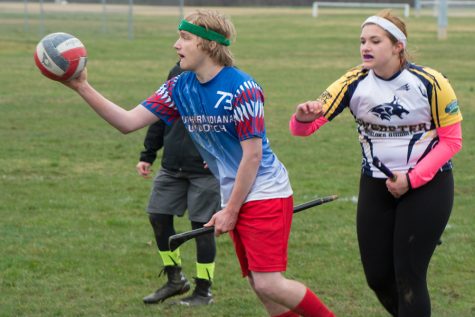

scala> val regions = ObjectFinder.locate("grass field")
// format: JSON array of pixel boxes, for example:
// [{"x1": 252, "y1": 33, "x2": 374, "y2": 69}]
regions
[{"x1": 1, "y1": 3, "x2": 474, "y2": 316}]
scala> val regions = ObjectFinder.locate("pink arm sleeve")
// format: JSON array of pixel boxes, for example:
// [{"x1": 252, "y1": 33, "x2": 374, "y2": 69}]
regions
[
  {"x1": 289, "y1": 114, "x2": 329, "y2": 136},
  {"x1": 409, "y1": 122, "x2": 463, "y2": 189}
]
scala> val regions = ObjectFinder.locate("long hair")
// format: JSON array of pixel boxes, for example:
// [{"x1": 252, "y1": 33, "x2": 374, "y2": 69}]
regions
[{"x1": 186, "y1": 10, "x2": 236, "y2": 67}]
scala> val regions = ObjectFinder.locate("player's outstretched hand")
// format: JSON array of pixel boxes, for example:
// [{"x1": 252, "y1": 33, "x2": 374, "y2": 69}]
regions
[
  {"x1": 295, "y1": 100, "x2": 324, "y2": 122},
  {"x1": 62, "y1": 67, "x2": 88, "y2": 91}
]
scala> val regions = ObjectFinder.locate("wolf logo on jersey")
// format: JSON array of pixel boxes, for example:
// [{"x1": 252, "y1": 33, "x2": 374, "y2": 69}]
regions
[
  {"x1": 318, "y1": 64, "x2": 462, "y2": 177},
  {"x1": 369, "y1": 96, "x2": 409, "y2": 121}
]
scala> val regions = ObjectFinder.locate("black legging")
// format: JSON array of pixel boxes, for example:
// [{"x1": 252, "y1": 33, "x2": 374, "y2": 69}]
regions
[
  {"x1": 357, "y1": 170, "x2": 453, "y2": 317},
  {"x1": 148, "y1": 213, "x2": 216, "y2": 263}
]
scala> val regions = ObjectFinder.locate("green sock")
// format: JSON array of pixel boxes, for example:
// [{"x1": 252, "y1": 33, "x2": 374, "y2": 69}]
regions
[
  {"x1": 196, "y1": 262, "x2": 215, "y2": 281},
  {"x1": 159, "y1": 249, "x2": 181, "y2": 267}
]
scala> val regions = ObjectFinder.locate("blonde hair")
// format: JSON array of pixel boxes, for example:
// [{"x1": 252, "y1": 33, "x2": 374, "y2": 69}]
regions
[
  {"x1": 186, "y1": 10, "x2": 236, "y2": 66},
  {"x1": 377, "y1": 9, "x2": 410, "y2": 66}
]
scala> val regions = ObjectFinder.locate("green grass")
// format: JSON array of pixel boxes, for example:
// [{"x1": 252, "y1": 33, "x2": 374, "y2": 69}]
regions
[{"x1": 1, "y1": 6, "x2": 474, "y2": 317}]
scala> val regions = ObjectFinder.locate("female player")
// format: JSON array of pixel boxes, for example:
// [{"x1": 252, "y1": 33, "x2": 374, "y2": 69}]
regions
[
  {"x1": 289, "y1": 10, "x2": 462, "y2": 317},
  {"x1": 63, "y1": 9, "x2": 334, "y2": 317}
]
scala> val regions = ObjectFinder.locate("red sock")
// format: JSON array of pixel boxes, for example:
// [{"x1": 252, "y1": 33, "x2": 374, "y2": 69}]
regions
[
  {"x1": 292, "y1": 288, "x2": 335, "y2": 317},
  {"x1": 273, "y1": 311, "x2": 299, "y2": 317}
]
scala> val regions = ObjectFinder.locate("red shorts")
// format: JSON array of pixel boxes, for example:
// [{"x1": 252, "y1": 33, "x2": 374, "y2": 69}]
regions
[{"x1": 229, "y1": 196, "x2": 293, "y2": 277}]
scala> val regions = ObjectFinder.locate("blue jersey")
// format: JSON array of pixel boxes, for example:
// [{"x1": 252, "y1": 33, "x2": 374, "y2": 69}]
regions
[{"x1": 142, "y1": 66, "x2": 292, "y2": 206}]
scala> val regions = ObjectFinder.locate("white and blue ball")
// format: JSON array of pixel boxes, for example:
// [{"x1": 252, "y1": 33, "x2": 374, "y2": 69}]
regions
[{"x1": 34, "y1": 32, "x2": 87, "y2": 81}]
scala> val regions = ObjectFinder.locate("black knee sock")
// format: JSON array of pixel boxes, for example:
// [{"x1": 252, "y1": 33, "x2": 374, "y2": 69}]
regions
[
  {"x1": 192, "y1": 221, "x2": 216, "y2": 263},
  {"x1": 149, "y1": 213, "x2": 175, "y2": 251}
]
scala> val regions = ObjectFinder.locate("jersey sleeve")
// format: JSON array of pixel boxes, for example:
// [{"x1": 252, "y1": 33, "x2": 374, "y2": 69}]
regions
[
  {"x1": 408, "y1": 122, "x2": 462, "y2": 188},
  {"x1": 232, "y1": 80, "x2": 265, "y2": 141},
  {"x1": 141, "y1": 76, "x2": 180, "y2": 125},
  {"x1": 425, "y1": 68, "x2": 463, "y2": 128},
  {"x1": 319, "y1": 66, "x2": 366, "y2": 121},
  {"x1": 289, "y1": 114, "x2": 329, "y2": 136}
]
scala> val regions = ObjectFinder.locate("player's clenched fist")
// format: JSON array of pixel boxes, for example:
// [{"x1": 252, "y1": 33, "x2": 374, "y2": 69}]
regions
[
  {"x1": 136, "y1": 161, "x2": 152, "y2": 178},
  {"x1": 295, "y1": 100, "x2": 324, "y2": 122}
]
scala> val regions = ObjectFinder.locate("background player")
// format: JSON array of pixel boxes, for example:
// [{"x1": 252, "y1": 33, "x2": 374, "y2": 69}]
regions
[
  {"x1": 137, "y1": 62, "x2": 220, "y2": 306},
  {"x1": 289, "y1": 10, "x2": 462, "y2": 317}
]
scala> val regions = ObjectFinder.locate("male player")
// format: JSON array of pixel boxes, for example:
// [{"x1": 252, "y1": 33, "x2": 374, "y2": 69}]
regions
[{"x1": 63, "y1": 10, "x2": 334, "y2": 317}]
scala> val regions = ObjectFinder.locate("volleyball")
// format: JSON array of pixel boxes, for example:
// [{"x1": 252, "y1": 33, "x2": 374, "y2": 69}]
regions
[{"x1": 34, "y1": 32, "x2": 87, "y2": 81}]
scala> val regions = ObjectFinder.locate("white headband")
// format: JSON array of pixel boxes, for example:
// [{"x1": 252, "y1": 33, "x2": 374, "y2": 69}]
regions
[{"x1": 362, "y1": 16, "x2": 407, "y2": 48}]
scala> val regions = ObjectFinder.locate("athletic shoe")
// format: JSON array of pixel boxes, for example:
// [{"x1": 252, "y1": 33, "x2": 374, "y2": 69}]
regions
[
  {"x1": 178, "y1": 278, "x2": 213, "y2": 306},
  {"x1": 143, "y1": 266, "x2": 190, "y2": 304}
]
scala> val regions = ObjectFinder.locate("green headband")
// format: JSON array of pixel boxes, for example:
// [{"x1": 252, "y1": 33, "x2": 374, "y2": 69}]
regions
[{"x1": 178, "y1": 19, "x2": 231, "y2": 46}]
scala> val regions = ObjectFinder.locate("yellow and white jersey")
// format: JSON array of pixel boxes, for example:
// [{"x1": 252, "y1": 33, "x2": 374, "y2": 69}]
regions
[{"x1": 319, "y1": 63, "x2": 462, "y2": 177}]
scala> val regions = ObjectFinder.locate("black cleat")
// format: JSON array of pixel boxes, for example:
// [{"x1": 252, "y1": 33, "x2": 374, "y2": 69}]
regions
[
  {"x1": 178, "y1": 278, "x2": 214, "y2": 306},
  {"x1": 143, "y1": 266, "x2": 190, "y2": 304}
]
